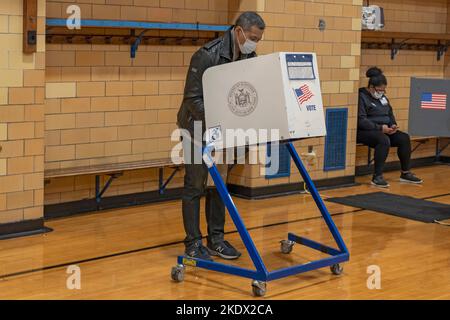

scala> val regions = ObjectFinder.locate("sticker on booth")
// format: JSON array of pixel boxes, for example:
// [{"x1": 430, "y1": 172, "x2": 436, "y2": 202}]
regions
[
  {"x1": 293, "y1": 84, "x2": 314, "y2": 108},
  {"x1": 208, "y1": 126, "x2": 223, "y2": 143}
]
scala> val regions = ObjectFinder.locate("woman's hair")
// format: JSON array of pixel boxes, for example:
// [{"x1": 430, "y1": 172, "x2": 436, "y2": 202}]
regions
[{"x1": 366, "y1": 67, "x2": 387, "y2": 87}]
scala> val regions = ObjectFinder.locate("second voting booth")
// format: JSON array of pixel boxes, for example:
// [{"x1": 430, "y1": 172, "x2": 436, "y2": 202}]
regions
[
  {"x1": 171, "y1": 52, "x2": 349, "y2": 296},
  {"x1": 408, "y1": 78, "x2": 450, "y2": 161}
]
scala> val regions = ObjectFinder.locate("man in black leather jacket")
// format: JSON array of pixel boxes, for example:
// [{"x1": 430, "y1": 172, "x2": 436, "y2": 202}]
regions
[{"x1": 177, "y1": 12, "x2": 265, "y2": 261}]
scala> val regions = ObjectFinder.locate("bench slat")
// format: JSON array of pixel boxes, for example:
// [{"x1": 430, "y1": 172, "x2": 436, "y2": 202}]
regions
[
  {"x1": 44, "y1": 158, "x2": 181, "y2": 179},
  {"x1": 357, "y1": 136, "x2": 439, "y2": 146}
]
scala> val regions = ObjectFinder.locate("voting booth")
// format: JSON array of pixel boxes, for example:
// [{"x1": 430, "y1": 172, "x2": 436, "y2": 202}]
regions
[
  {"x1": 171, "y1": 52, "x2": 349, "y2": 297},
  {"x1": 408, "y1": 77, "x2": 450, "y2": 138},
  {"x1": 204, "y1": 52, "x2": 327, "y2": 148}
]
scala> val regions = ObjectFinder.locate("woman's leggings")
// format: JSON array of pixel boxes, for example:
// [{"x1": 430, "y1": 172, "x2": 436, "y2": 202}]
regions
[{"x1": 357, "y1": 130, "x2": 412, "y2": 177}]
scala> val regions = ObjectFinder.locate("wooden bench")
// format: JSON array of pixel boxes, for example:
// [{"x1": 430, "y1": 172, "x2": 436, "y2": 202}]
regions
[
  {"x1": 44, "y1": 158, "x2": 183, "y2": 206},
  {"x1": 357, "y1": 136, "x2": 447, "y2": 168}
]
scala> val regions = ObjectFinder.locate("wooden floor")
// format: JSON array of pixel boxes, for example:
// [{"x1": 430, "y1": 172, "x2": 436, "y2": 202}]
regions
[{"x1": 0, "y1": 165, "x2": 449, "y2": 300}]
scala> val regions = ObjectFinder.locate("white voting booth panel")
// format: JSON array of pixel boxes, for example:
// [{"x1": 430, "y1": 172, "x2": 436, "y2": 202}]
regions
[{"x1": 203, "y1": 52, "x2": 326, "y2": 149}]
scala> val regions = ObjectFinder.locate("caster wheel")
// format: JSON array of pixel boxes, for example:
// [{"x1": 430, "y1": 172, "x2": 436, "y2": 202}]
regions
[
  {"x1": 251, "y1": 280, "x2": 267, "y2": 297},
  {"x1": 280, "y1": 240, "x2": 295, "y2": 254},
  {"x1": 171, "y1": 264, "x2": 185, "y2": 282},
  {"x1": 330, "y1": 264, "x2": 343, "y2": 275}
]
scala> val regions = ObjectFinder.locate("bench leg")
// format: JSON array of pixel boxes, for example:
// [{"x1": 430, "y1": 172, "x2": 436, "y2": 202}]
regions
[
  {"x1": 159, "y1": 167, "x2": 181, "y2": 195},
  {"x1": 436, "y1": 138, "x2": 450, "y2": 162},
  {"x1": 95, "y1": 173, "x2": 123, "y2": 208},
  {"x1": 411, "y1": 140, "x2": 427, "y2": 154},
  {"x1": 368, "y1": 147, "x2": 374, "y2": 168},
  {"x1": 95, "y1": 175, "x2": 100, "y2": 204}
]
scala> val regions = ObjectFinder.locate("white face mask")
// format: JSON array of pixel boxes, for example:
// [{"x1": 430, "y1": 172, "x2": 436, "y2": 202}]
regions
[
  {"x1": 237, "y1": 27, "x2": 257, "y2": 54},
  {"x1": 372, "y1": 91, "x2": 384, "y2": 100}
]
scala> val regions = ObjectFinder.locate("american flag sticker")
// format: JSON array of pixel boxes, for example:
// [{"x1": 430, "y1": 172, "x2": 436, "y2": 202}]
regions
[
  {"x1": 293, "y1": 84, "x2": 314, "y2": 106},
  {"x1": 420, "y1": 93, "x2": 447, "y2": 110}
]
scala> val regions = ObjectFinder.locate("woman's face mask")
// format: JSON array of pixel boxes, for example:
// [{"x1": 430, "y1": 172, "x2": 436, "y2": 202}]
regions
[
  {"x1": 372, "y1": 91, "x2": 384, "y2": 100},
  {"x1": 370, "y1": 86, "x2": 386, "y2": 100},
  {"x1": 237, "y1": 27, "x2": 258, "y2": 54}
]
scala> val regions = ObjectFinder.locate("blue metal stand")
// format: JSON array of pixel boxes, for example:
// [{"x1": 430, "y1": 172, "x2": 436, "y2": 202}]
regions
[{"x1": 172, "y1": 141, "x2": 349, "y2": 296}]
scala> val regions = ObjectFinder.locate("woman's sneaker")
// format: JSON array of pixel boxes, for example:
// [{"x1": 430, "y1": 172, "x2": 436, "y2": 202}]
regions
[
  {"x1": 371, "y1": 175, "x2": 390, "y2": 188},
  {"x1": 185, "y1": 241, "x2": 213, "y2": 262},
  {"x1": 207, "y1": 240, "x2": 241, "y2": 260},
  {"x1": 400, "y1": 172, "x2": 423, "y2": 184}
]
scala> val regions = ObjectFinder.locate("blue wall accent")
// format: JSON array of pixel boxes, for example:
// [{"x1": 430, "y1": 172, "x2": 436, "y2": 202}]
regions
[
  {"x1": 324, "y1": 108, "x2": 348, "y2": 171},
  {"x1": 46, "y1": 18, "x2": 230, "y2": 32},
  {"x1": 265, "y1": 143, "x2": 291, "y2": 179}
]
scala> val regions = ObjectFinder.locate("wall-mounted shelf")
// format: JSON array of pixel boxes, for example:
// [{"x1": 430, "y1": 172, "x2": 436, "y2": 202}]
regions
[
  {"x1": 46, "y1": 18, "x2": 230, "y2": 58},
  {"x1": 361, "y1": 31, "x2": 449, "y2": 61},
  {"x1": 362, "y1": 31, "x2": 450, "y2": 41}
]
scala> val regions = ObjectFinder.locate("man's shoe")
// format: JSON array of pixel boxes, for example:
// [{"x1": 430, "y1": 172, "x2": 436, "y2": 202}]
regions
[
  {"x1": 400, "y1": 172, "x2": 423, "y2": 184},
  {"x1": 207, "y1": 240, "x2": 241, "y2": 260},
  {"x1": 371, "y1": 175, "x2": 390, "y2": 188},
  {"x1": 185, "y1": 241, "x2": 213, "y2": 262}
]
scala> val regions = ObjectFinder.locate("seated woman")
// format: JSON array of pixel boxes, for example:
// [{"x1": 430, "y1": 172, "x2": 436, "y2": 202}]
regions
[{"x1": 358, "y1": 67, "x2": 423, "y2": 188}]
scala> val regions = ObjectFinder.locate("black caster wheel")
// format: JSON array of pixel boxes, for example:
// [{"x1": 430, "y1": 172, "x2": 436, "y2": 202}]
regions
[
  {"x1": 251, "y1": 280, "x2": 267, "y2": 297},
  {"x1": 330, "y1": 264, "x2": 343, "y2": 275},
  {"x1": 171, "y1": 264, "x2": 185, "y2": 282},
  {"x1": 280, "y1": 240, "x2": 295, "y2": 254}
]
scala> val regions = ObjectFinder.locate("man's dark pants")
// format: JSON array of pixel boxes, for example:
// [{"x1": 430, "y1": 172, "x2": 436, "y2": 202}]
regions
[{"x1": 182, "y1": 136, "x2": 226, "y2": 248}]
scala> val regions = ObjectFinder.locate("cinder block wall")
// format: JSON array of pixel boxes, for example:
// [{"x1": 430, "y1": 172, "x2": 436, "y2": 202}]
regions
[
  {"x1": 0, "y1": 0, "x2": 46, "y2": 224},
  {"x1": 44, "y1": 0, "x2": 363, "y2": 204},
  {"x1": 44, "y1": 0, "x2": 228, "y2": 204},
  {"x1": 356, "y1": 0, "x2": 449, "y2": 170},
  {"x1": 373, "y1": 0, "x2": 448, "y2": 33}
]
